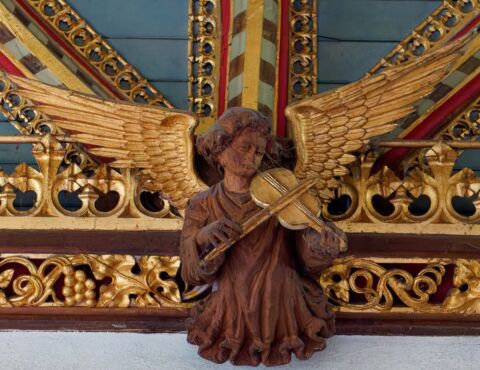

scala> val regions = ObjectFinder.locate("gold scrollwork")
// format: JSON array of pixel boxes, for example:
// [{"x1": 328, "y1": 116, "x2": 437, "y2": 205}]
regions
[
  {"x1": 288, "y1": 0, "x2": 317, "y2": 102},
  {"x1": 25, "y1": 0, "x2": 173, "y2": 108},
  {"x1": 320, "y1": 257, "x2": 480, "y2": 314},
  {"x1": 368, "y1": 0, "x2": 479, "y2": 74},
  {"x1": 188, "y1": 0, "x2": 219, "y2": 120},
  {"x1": 0, "y1": 254, "x2": 183, "y2": 308}
]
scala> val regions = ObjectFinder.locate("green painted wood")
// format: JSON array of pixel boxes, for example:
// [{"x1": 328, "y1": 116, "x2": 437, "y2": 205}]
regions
[
  {"x1": 317, "y1": 83, "x2": 345, "y2": 93},
  {"x1": 68, "y1": 0, "x2": 188, "y2": 39},
  {"x1": 317, "y1": 41, "x2": 396, "y2": 83},
  {"x1": 106, "y1": 38, "x2": 187, "y2": 82},
  {"x1": 318, "y1": 0, "x2": 441, "y2": 41},
  {"x1": 151, "y1": 82, "x2": 189, "y2": 110},
  {"x1": 0, "y1": 119, "x2": 36, "y2": 172},
  {"x1": 454, "y1": 150, "x2": 480, "y2": 172},
  {"x1": 67, "y1": 1, "x2": 190, "y2": 111}
]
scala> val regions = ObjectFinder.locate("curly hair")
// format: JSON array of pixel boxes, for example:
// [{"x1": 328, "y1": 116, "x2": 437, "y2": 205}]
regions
[{"x1": 196, "y1": 107, "x2": 272, "y2": 168}]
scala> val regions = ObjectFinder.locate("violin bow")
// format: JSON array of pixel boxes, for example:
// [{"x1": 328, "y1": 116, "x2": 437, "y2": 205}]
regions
[{"x1": 201, "y1": 176, "x2": 317, "y2": 265}]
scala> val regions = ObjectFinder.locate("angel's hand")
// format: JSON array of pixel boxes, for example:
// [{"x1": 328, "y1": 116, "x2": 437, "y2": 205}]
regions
[
  {"x1": 303, "y1": 223, "x2": 347, "y2": 257},
  {"x1": 196, "y1": 217, "x2": 242, "y2": 250}
]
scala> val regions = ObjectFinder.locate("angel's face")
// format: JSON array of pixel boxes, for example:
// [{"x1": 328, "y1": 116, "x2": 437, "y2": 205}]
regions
[{"x1": 219, "y1": 127, "x2": 267, "y2": 179}]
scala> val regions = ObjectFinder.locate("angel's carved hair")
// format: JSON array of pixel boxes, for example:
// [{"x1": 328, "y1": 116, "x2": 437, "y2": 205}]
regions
[{"x1": 196, "y1": 107, "x2": 272, "y2": 167}]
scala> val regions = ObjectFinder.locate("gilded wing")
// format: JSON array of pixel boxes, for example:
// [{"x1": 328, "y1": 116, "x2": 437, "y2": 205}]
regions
[
  {"x1": 2, "y1": 72, "x2": 207, "y2": 209},
  {"x1": 285, "y1": 35, "x2": 473, "y2": 200}
]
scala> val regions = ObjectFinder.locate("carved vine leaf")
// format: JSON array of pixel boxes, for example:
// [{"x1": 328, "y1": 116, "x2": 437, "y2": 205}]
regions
[
  {"x1": 86, "y1": 254, "x2": 181, "y2": 308},
  {"x1": 0, "y1": 269, "x2": 14, "y2": 307},
  {"x1": 443, "y1": 260, "x2": 480, "y2": 314},
  {"x1": 0, "y1": 269, "x2": 14, "y2": 289}
]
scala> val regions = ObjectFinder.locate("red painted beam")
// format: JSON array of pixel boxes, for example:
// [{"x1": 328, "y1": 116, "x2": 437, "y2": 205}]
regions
[
  {"x1": 377, "y1": 71, "x2": 480, "y2": 171},
  {"x1": 217, "y1": 0, "x2": 231, "y2": 117},
  {"x1": 0, "y1": 52, "x2": 25, "y2": 76}
]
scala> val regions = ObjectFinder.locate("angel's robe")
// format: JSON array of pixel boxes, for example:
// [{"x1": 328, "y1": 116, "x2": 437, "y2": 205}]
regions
[{"x1": 180, "y1": 181, "x2": 340, "y2": 366}]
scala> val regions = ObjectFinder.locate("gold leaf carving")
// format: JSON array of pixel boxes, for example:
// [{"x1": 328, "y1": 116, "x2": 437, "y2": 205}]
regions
[
  {"x1": 443, "y1": 259, "x2": 480, "y2": 314},
  {"x1": 86, "y1": 255, "x2": 181, "y2": 308}
]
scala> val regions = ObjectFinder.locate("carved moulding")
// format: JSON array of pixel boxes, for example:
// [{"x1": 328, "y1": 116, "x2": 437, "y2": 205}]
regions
[
  {"x1": 288, "y1": 0, "x2": 317, "y2": 102},
  {"x1": 0, "y1": 254, "x2": 182, "y2": 308},
  {"x1": 368, "y1": 0, "x2": 480, "y2": 75},
  {"x1": 323, "y1": 143, "x2": 480, "y2": 224},
  {"x1": 188, "y1": 0, "x2": 219, "y2": 123},
  {"x1": 2, "y1": 253, "x2": 480, "y2": 316},
  {"x1": 0, "y1": 134, "x2": 174, "y2": 218},
  {"x1": 23, "y1": 0, "x2": 173, "y2": 107},
  {"x1": 320, "y1": 257, "x2": 480, "y2": 314}
]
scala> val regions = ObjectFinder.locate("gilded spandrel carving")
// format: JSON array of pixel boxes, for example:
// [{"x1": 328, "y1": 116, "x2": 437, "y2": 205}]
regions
[
  {"x1": 319, "y1": 257, "x2": 480, "y2": 314},
  {"x1": 0, "y1": 254, "x2": 182, "y2": 308}
]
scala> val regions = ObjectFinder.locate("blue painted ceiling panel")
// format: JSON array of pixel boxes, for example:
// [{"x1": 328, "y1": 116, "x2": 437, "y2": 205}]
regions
[
  {"x1": 68, "y1": 0, "x2": 188, "y2": 39},
  {"x1": 318, "y1": 0, "x2": 441, "y2": 41}
]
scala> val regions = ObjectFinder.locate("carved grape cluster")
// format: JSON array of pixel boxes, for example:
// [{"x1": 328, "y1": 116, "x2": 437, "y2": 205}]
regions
[{"x1": 62, "y1": 266, "x2": 96, "y2": 307}]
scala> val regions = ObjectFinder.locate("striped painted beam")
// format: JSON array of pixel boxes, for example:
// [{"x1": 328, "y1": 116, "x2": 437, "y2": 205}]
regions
[{"x1": 225, "y1": 0, "x2": 280, "y2": 121}]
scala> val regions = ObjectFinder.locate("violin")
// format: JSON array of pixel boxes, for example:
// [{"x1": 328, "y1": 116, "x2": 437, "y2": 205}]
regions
[{"x1": 201, "y1": 168, "x2": 347, "y2": 264}]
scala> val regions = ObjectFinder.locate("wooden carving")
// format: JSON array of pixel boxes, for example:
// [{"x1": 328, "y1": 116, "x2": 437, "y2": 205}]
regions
[{"x1": 0, "y1": 33, "x2": 471, "y2": 366}]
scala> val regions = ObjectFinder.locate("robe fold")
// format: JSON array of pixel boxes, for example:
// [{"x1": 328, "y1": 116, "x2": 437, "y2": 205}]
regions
[{"x1": 180, "y1": 181, "x2": 338, "y2": 366}]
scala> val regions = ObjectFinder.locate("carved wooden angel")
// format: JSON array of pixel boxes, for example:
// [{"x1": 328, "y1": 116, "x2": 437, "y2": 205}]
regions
[{"x1": 0, "y1": 36, "x2": 467, "y2": 366}]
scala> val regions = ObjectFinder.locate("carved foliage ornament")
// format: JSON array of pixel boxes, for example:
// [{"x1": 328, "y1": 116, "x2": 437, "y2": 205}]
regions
[
  {"x1": 320, "y1": 257, "x2": 480, "y2": 314},
  {"x1": 2, "y1": 254, "x2": 480, "y2": 315},
  {"x1": 0, "y1": 254, "x2": 182, "y2": 308}
]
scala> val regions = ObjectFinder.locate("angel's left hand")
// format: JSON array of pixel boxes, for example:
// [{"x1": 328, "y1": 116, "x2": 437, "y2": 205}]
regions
[{"x1": 303, "y1": 223, "x2": 347, "y2": 257}]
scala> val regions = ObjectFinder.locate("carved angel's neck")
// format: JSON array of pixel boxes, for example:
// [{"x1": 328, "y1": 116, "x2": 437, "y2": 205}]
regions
[{"x1": 223, "y1": 173, "x2": 252, "y2": 194}]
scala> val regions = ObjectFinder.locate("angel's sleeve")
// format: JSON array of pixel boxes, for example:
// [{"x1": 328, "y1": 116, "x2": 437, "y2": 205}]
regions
[
  {"x1": 295, "y1": 223, "x2": 347, "y2": 277},
  {"x1": 180, "y1": 194, "x2": 221, "y2": 285}
]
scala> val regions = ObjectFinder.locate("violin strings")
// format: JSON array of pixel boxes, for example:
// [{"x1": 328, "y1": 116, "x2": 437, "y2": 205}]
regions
[{"x1": 260, "y1": 172, "x2": 325, "y2": 229}]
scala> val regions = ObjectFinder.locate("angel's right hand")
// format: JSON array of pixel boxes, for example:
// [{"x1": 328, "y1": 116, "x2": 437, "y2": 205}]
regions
[{"x1": 196, "y1": 217, "x2": 242, "y2": 250}]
